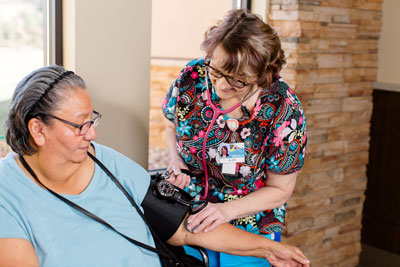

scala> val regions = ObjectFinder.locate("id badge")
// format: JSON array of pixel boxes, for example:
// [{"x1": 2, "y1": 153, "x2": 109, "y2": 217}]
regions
[{"x1": 218, "y1": 143, "x2": 245, "y2": 174}]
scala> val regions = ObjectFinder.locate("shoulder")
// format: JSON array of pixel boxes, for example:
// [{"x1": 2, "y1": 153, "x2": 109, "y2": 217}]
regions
[
  {"x1": 186, "y1": 58, "x2": 206, "y2": 69},
  {"x1": 177, "y1": 58, "x2": 206, "y2": 82},
  {"x1": 261, "y1": 77, "x2": 292, "y2": 100},
  {"x1": 92, "y1": 142, "x2": 147, "y2": 174},
  {"x1": 259, "y1": 77, "x2": 304, "y2": 114},
  {"x1": 0, "y1": 153, "x2": 20, "y2": 186},
  {"x1": 91, "y1": 142, "x2": 150, "y2": 199}
]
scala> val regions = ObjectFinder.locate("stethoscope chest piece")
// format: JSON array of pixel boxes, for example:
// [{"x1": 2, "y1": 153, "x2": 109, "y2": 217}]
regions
[{"x1": 226, "y1": 118, "x2": 239, "y2": 132}]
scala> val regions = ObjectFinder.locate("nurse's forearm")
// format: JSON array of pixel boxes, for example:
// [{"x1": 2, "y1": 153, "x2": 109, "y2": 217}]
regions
[
  {"x1": 165, "y1": 120, "x2": 180, "y2": 160},
  {"x1": 225, "y1": 172, "x2": 297, "y2": 219}
]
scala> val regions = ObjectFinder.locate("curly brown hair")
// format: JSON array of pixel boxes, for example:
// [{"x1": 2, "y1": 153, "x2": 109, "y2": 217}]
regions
[{"x1": 201, "y1": 9, "x2": 286, "y2": 88}]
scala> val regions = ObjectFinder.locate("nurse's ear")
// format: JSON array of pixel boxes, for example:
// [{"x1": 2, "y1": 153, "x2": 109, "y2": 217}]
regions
[{"x1": 27, "y1": 118, "x2": 46, "y2": 147}]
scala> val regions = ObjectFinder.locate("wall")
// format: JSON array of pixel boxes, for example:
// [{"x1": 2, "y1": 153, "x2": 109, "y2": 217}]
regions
[
  {"x1": 269, "y1": 0, "x2": 382, "y2": 266},
  {"x1": 148, "y1": 0, "x2": 384, "y2": 266},
  {"x1": 63, "y1": 0, "x2": 151, "y2": 168},
  {"x1": 376, "y1": 0, "x2": 400, "y2": 86},
  {"x1": 149, "y1": 2, "x2": 271, "y2": 169},
  {"x1": 149, "y1": 0, "x2": 233, "y2": 169},
  {"x1": 151, "y1": 0, "x2": 231, "y2": 60}
]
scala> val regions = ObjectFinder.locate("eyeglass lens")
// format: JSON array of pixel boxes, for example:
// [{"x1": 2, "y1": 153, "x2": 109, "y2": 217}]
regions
[
  {"x1": 79, "y1": 112, "x2": 101, "y2": 135},
  {"x1": 206, "y1": 65, "x2": 247, "y2": 89}
]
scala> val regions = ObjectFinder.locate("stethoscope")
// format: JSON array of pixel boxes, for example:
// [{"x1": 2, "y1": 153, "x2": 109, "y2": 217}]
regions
[{"x1": 199, "y1": 69, "x2": 241, "y2": 200}]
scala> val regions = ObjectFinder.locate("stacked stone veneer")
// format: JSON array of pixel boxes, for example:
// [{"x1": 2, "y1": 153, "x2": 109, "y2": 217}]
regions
[
  {"x1": 270, "y1": 0, "x2": 382, "y2": 266},
  {"x1": 148, "y1": 1, "x2": 383, "y2": 265}
]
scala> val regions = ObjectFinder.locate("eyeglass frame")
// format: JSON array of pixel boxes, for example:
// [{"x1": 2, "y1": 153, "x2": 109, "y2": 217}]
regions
[
  {"x1": 204, "y1": 60, "x2": 249, "y2": 89},
  {"x1": 39, "y1": 110, "x2": 102, "y2": 135}
]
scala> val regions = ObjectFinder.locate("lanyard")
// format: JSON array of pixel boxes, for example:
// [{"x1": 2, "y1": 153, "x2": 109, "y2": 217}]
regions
[{"x1": 18, "y1": 152, "x2": 180, "y2": 264}]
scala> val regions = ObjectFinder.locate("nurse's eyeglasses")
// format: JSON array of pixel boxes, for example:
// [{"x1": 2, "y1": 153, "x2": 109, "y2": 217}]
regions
[
  {"x1": 204, "y1": 61, "x2": 249, "y2": 89},
  {"x1": 40, "y1": 110, "x2": 102, "y2": 135}
]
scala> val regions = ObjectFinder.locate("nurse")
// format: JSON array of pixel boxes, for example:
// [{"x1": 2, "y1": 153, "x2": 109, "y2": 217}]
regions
[{"x1": 162, "y1": 9, "x2": 307, "y2": 267}]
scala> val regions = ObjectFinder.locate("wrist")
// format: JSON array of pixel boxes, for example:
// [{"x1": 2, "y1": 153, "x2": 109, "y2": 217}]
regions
[
  {"x1": 170, "y1": 156, "x2": 184, "y2": 163},
  {"x1": 257, "y1": 237, "x2": 274, "y2": 259},
  {"x1": 220, "y1": 202, "x2": 236, "y2": 221},
  {"x1": 224, "y1": 199, "x2": 246, "y2": 221}
]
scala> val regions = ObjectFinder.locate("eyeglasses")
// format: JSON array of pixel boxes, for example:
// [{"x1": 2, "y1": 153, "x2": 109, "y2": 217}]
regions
[
  {"x1": 205, "y1": 61, "x2": 249, "y2": 89},
  {"x1": 41, "y1": 110, "x2": 102, "y2": 135}
]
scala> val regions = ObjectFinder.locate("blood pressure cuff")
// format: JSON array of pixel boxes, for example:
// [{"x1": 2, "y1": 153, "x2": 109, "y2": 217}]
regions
[{"x1": 142, "y1": 179, "x2": 190, "y2": 241}]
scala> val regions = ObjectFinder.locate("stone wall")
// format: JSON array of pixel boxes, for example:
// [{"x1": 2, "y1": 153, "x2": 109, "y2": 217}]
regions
[
  {"x1": 148, "y1": 0, "x2": 383, "y2": 266},
  {"x1": 148, "y1": 64, "x2": 183, "y2": 169},
  {"x1": 269, "y1": 0, "x2": 382, "y2": 266}
]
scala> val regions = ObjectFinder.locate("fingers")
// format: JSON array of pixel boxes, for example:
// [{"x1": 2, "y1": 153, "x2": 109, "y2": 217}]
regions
[
  {"x1": 166, "y1": 158, "x2": 191, "y2": 189},
  {"x1": 289, "y1": 246, "x2": 310, "y2": 266},
  {"x1": 296, "y1": 251, "x2": 309, "y2": 266},
  {"x1": 186, "y1": 205, "x2": 215, "y2": 232},
  {"x1": 186, "y1": 203, "x2": 228, "y2": 233},
  {"x1": 171, "y1": 164, "x2": 190, "y2": 188},
  {"x1": 203, "y1": 218, "x2": 223, "y2": 233},
  {"x1": 171, "y1": 164, "x2": 182, "y2": 175},
  {"x1": 192, "y1": 212, "x2": 220, "y2": 233},
  {"x1": 166, "y1": 173, "x2": 190, "y2": 189},
  {"x1": 269, "y1": 244, "x2": 309, "y2": 267}
]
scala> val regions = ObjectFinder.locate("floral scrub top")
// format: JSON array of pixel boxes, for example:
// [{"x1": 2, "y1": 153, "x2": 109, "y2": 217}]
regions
[{"x1": 162, "y1": 58, "x2": 307, "y2": 234}]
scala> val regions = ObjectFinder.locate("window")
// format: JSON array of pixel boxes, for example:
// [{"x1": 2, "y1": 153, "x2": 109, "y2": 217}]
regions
[
  {"x1": 0, "y1": 0, "x2": 46, "y2": 138},
  {"x1": 0, "y1": 0, "x2": 48, "y2": 157}
]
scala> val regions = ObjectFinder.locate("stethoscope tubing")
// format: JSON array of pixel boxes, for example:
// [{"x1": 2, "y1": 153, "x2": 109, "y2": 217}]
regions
[{"x1": 200, "y1": 72, "x2": 241, "y2": 200}]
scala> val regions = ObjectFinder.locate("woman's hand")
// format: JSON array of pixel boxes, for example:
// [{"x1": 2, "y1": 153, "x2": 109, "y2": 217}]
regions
[
  {"x1": 165, "y1": 157, "x2": 191, "y2": 189},
  {"x1": 186, "y1": 202, "x2": 232, "y2": 233},
  {"x1": 264, "y1": 242, "x2": 310, "y2": 267}
]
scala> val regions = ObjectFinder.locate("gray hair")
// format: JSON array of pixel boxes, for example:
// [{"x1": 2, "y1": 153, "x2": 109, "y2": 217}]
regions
[{"x1": 5, "y1": 65, "x2": 86, "y2": 155}]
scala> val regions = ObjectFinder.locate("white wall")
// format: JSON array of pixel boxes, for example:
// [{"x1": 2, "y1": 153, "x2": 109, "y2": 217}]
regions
[
  {"x1": 151, "y1": 0, "x2": 232, "y2": 59},
  {"x1": 63, "y1": 0, "x2": 152, "y2": 168},
  {"x1": 376, "y1": 0, "x2": 400, "y2": 87}
]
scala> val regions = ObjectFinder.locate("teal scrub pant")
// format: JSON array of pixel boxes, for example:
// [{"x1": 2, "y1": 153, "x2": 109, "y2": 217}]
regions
[{"x1": 184, "y1": 232, "x2": 281, "y2": 267}]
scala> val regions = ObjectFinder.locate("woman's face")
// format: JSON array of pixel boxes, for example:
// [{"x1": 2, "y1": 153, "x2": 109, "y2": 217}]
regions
[
  {"x1": 209, "y1": 45, "x2": 253, "y2": 102},
  {"x1": 40, "y1": 88, "x2": 97, "y2": 164},
  {"x1": 222, "y1": 146, "x2": 228, "y2": 156}
]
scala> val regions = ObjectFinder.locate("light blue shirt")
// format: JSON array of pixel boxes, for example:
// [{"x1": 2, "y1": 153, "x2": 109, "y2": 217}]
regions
[{"x1": 0, "y1": 142, "x2": 161, "y2": 267}]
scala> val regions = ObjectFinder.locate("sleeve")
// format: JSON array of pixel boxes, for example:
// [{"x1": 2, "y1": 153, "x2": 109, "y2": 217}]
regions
[
  {"x1": 118, "y1": 155, "x2": 151, "y2": 205},
  {"x1": 0, "y1": 205, "x2": 29, "y2": 240},
  {"x1": 161, "y1": 67, "x2": 186, "y2": 123},
  {"x1": 95, "y1": 143, "x2": 151, "y2": 205},
  {"x1": 264, "y1": 87, "x2": 307, "y2": 175}
]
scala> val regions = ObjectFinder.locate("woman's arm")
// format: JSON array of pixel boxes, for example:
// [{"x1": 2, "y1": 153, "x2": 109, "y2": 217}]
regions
[
  {"x1": 186, "y1": 171, "x2": 297, "y2": 233},
  {"x1": 0, "y1": 238, "x2": 39, "y2": 267},
  {"x1": 165, "y1": 120, "x2": 191, "y2": 188},
  {"x1": 168, "y1": 221, "x2": 310, "y2": 267}
]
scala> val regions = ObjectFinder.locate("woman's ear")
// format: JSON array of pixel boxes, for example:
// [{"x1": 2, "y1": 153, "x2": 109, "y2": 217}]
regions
[{"x1": 27, "y1": 118, "x2": 46, "y2": 147}]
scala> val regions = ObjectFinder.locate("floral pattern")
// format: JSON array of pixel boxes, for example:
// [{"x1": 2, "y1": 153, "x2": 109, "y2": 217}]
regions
[{"x1": 162, "y1": 58, "x2": 307, "y2": 234}]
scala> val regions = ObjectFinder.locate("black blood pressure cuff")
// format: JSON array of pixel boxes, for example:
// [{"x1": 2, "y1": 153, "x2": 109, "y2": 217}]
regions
[{"x1": 141, "y1": 179, "x2": 191, "y2": 242}]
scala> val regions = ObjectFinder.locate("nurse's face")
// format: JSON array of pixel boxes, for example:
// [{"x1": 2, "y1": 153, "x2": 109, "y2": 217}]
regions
[{"x1": 207, "y1": 45, "x2": 253, "y2": 102}]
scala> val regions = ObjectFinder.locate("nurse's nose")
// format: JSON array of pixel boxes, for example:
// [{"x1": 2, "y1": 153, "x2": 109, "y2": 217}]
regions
[{"x1": 215, "y1": 76, "x2": 232, "y2": 91}]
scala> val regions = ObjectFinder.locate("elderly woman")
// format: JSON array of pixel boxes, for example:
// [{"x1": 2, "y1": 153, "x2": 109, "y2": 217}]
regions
[
  {"x1": 0, "y1": 65, "x2": 309, "y2": 267},
  {"x1": 162, "y1": 9, "x2": 307, "y2": 266}
]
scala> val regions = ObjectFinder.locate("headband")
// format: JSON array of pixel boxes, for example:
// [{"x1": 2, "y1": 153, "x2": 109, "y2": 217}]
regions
[{"x1": 29, "y1": 70, "x2": 74, "y2": 114}]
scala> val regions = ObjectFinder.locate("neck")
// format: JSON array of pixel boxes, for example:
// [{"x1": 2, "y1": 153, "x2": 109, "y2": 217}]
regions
[
  {"x1": 241, "y1": 86, "x2": 261, "y2": 108},
  {"x1": 220, "y1": 86, "x2": 261, "y2": 119},
  {"x1": 17, "y1": 147, "x2": 95, "y2": 195}
]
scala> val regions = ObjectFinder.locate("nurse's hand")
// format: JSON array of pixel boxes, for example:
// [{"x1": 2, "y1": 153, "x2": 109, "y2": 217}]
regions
[
  {"x1": 186, "y1": 203, "x2": 232, "y2": 233},
  {"x1": 166, "y1": 157, "x2": 191, "y2": 189}
]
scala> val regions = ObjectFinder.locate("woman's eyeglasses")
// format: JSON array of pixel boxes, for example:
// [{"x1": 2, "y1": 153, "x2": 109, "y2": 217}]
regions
[
  {"x1": 205, "y1": 62, "x2": 249, "y2": 89},
  {"x1": 41, "y1": 111, "x2": 102, "y2": 135}
]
